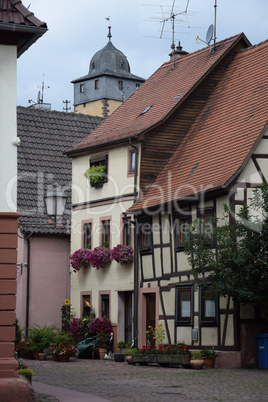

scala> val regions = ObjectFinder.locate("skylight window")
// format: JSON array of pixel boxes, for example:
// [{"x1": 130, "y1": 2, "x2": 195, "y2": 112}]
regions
[
  {"x1": 190, "y1": 163, "x2": 198, "y2": 176},
  {"x1": 140, "y1": 106, "x2": 152, "y2": 115},
  {"x1": 174, "y1": 92, "x2": 183, "y2": 101}
]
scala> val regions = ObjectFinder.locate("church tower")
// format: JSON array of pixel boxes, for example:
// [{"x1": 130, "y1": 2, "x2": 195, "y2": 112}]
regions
[{"x1": 72, "y1": 27, "x2": 145, "y2": 118}]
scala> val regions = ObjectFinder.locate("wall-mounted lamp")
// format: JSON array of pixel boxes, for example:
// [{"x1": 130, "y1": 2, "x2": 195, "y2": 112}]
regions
[
  {"x1": 44, "y1": 183, "x2": 68, "y2": 225},
  {"x1": 20, "y1": 183, "x2": 67, "y2": 234}
]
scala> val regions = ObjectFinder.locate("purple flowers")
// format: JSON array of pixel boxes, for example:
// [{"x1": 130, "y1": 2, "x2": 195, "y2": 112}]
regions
[
  {"x1": 88, "y1": 317, "x2": 113, "y2": 337},
  {"x1": 70, "y1": 248, "x2": 92, "y2": 272},
  {"x1": 90, "y1": 246, "x2": 112, "y2": 270},
  {"x1": 111, "y1": 244, "x2": 134, "y2": 264},
  {"x1": 70, "y1": 244, "x2": 134, "y2": 273}
]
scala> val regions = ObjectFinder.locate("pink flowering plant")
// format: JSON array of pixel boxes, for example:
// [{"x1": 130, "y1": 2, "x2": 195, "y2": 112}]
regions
[
  {"x1": 111, "y1": 244, "x2": 134, "y2": 264},
  {"x1": 89, "y1": 246, "x2": 112, "y2": 269},
  {"x1": 71, "y1": 244, "x2": 134, "y2": 273},
  {"x1": 70, "y1": 248, "x2": 92, "y2": 272},
  {"x1": 88, "y1": 317, "x2": 113, "y2": 337}
]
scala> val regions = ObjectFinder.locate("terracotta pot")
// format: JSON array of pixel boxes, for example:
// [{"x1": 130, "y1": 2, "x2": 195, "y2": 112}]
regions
[
  {"x1": 59, "y1": 353, "x2": 70, "y2": 362},
  {"x1": 39, "y1": 353, "x2": 47, "y2": 361},
  {"x1": 33, "y1": 350, "x2": 42, "y2": 360},
  {"x1": 52, "y1": 354, "x2": 59, "y2": 362},
  {"x1": 190, "y1": 358, "x2": 204, "y2": 370},
  {"x1": 98, "y1": 348, "x2": 107, "y2": 360},
  {"x1": 125, "y1": 355, "x2": 134, "y2": 364},
  {"x1": 203, "y1": 357, "x2": 216, "y2": 369}
]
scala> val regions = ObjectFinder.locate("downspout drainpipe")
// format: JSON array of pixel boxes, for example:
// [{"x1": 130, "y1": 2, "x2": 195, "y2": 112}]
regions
[
  {"x1": 26, "y1": 236, "x2": 31, "y2": 336},
  {"x1": 129, "y1": 137, "x2": 139, "y2": 348}
]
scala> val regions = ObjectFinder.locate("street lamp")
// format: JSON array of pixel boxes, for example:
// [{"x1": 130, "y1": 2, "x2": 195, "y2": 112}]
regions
[{"x1": 44, "y1": 183, "x2": 67, "y2": 225}]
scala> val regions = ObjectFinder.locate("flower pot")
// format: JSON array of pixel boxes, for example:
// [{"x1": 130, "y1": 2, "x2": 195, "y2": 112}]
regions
[
  {"x1": 125, "y1": 355, "x2": 134, "y2": 364},
  {"x1": 114, "y1": 353, "x2": 125, "y2": 362},
  {"x1": 59, "y1": 354, "x2": 70, "y2": 362},
  {"x1": 22, "y1": 374, "x2": 32, "y2": 384},
  {"x1": 52, "y1": 354, "x2": 60, "y2": 362},
  {"x1": 190, "y1": 358, "x2": 204, "y2": 370},
  {"x1": 39, "y1": 353, "x2": 47, "y2": 361},
  {"x1": 203, "y1": 357, "x2": 216, "y2": 369},
  {"x1": 98, "y1": 348, "x2": 107, "y2": 360},
  {"x1": 33, "y1": 350, "x2": 42, "y2": 360}
]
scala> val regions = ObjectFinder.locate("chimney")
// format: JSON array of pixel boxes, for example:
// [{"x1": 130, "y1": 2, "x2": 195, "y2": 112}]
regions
[{"x1": 169, "y1": 41, "x2": 188, "y2": 60}]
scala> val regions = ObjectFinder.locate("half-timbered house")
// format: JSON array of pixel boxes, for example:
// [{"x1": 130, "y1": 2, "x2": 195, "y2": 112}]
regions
[
  {"x1": 67, "y1": 33, "x2": 267, "y2": 361},
  {"x1": 128, "y1": 39, "x2": 268, "y2": 368}
]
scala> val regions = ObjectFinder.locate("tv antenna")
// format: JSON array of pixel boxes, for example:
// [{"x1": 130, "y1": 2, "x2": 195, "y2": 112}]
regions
[
  {"x1": 28, "y1": 75, "x2": 50, "y2": 106},
  {"x1": 195, "y1": 0, "x2": 217, "y2": 51}
]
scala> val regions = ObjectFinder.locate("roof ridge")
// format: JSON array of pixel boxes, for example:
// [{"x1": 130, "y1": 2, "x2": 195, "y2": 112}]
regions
[
  {"x1": 239, "y1": 38, "x2": 268, "y2": 53},
  {"x1": 161, "y1": 33, "x2": 244, "y2": 70}
]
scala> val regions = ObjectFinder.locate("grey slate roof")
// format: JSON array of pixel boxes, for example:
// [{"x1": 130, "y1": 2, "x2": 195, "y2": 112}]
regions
[{"x1": 17, "y1": 106, "x2": 103, "y2": 235}]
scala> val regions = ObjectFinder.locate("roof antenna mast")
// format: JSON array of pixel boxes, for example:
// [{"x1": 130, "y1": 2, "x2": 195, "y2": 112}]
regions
[
  {"x1": 160, "y1": 0, "x2": 190, "y2": 68},
  {"x1": 195, "y1": 0, "x2": 217, "y2": 52}
]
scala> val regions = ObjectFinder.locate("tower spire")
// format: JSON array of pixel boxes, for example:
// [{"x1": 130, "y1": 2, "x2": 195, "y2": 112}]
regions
[{"x1": 107, "y1": 25, "x2": 112, "y2": 41}]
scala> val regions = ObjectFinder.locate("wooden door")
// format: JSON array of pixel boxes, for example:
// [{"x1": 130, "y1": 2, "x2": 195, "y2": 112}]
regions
[{"x1": 146, "y1": 293, "x2": 156, "y2": 346}]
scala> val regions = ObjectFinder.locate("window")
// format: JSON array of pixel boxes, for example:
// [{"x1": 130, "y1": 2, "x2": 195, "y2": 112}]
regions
[
  {"x1": 101, "y1": 219, "x2": 110, "y2": 247},
  {"x1": 123, "y1": 218, "x2": 132, "y2": 246},
  {"x1": 80, "y1": 84, "x2": 84, "y2": 93},
  {"x1": 120, "y1": 61, "x2": 125, "y2": 69},
  {"x1": 128, "y1": 149, "x2": 137, "y2": 175},
  {"x1": 175, "y1": 286, "x2": 193, "y2": 325},
  {"x1": 136, "y1": 83, "x2": 140, "y2": 89},
  {"x1": 200, "y1": 287, "x2": 218, "y2": 326},
  {"x1": 92, "y1": 61, "x2": 96, "y2": 70},
  {"x1": 90, "y1": 154, "x2": 108, "y2": 183},
  {"x1": 175, "y1": 215, "x2": 191, "y2": 249},
  {"x1": 95, "y1": 79, "x2": 99, "y2": 90},
  {"x1": 82, "y1": 295, "x2": 91, "y2": 317},
  {"x1": 101, "y1": 294, "x2": 110, "y2": 319},
  {"x1": 199, "y1": 209, "x2": 215, "y2": 245},
  {"x1": 139, "y1": 219, "x2": 152, "y2": 253},
  {"x1": 83, "y1": 222, "x2": 92, "y2": 248},
  {"x1": 118, "y1": 80, "x2": 123, "y2": 90}
]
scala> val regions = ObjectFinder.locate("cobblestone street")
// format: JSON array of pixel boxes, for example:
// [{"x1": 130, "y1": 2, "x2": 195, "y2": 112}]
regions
[{"x1": 23, "y1": 356, "x2": 268, "y2": 401}]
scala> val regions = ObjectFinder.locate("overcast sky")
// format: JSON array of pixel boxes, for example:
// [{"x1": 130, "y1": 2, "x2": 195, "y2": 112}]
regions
[{"x1": 17, "y1": 0, "x2": 268, "y2": 112}]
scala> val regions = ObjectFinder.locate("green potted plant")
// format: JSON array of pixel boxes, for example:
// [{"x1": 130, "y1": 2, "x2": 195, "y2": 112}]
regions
[
  {"x1": 28, "y1": 325, "x2": 55, "y2": 360},
  {"x1": 19, "y1": 368, "x2": 34, "y2": 384},
  {"x1": 84, "y1": 165, "x2": 106, "y2": 187},
  {"x1": 114, "y1": 341, "x2": 126, "y2": 362},
  {"x1": 201, "y1": 349, "x2": 219, "y2": 369},
  {"x1": 124, "y1": 348, "x2": 138, "y2": 364},
  {"x1": 190, "y1": 351, "x2": 204, "y2": 370},
  {"x1": 51, "y1": 330, "x2": 75, "y2": 362}
]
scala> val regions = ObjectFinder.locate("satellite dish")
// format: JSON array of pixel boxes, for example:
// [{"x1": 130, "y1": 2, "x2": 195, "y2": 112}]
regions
[
  {"x1": 37, "y1": 90, "x2": 41, "y2": 104},
  {"x1": 206, "y1": 24, "x2": 214, "y2": 45}
]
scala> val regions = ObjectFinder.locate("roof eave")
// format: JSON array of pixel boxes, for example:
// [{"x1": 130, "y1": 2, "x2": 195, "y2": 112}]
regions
[{"x1": 0, "y1": 22, "x2": 48, "y2": 57}]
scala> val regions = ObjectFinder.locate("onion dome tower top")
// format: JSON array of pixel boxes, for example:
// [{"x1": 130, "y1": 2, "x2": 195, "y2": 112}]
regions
[
  {"x1": 89, "y1": 26, "x2": 131, "y2": 77},
  {"x1": 72, "y1": 25, "x2": 145, "y2": 118}
]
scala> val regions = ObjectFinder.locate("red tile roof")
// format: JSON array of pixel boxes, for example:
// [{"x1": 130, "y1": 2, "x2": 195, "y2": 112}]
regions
[
  {"x1": 0, "y1": 1, "x2": 47, "y2": 56},
  {"x1": 0, "y1": 0, "x2": 47, "y2": 28},
  {"x1": 129, "y1": 40, "x2": 268, "y2": 212},
  {"x1": 68, "y1": 34, "x2": 250, "y2": 155}
]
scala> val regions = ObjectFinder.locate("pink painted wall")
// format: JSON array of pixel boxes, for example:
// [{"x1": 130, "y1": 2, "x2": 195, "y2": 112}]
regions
[{"x1": 16, "y1": 235, "x2": 70, "y2": 330}]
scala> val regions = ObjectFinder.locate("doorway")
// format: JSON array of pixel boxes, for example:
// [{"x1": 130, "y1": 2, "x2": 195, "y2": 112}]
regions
[{"x1": 146, "y1": 293, "x2": 156, "y2": 346}]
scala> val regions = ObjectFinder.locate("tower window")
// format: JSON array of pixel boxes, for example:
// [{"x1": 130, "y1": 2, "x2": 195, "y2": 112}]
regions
[
  {"x1": 80, "y1": 84, "x2": 84, "y2": 93},
  {"x1": 92, "y1": 61, "x2": 96, "y2": 70},
  {"x1": 95, "y1": 80, "x2": 99, "y2": 90},
  {"x1": 120, "y1": 61, "x2": 125, "y2": 69},
  {"x1": 136, "y1": 83, "x2": 140, "y2": 88},
  {"x1": 118, "y1": 80, "x2": 123, "y2": 90}
]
